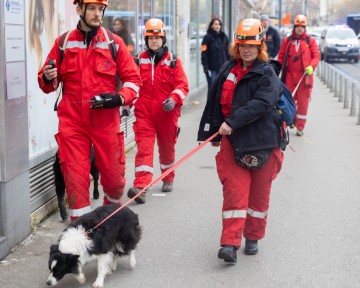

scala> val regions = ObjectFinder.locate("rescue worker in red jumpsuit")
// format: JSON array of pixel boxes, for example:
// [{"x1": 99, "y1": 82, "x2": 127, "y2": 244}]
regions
[
  {"x1": 127, "y1": 18, "x2": 189, "y2": 204},
  {"x1": 278, "y1": 15, "x2": 320, "y2": 136},
  {"x1": 38, "y1": 0, "x2": 141, "y2": 221},
  {"x1": 198, "y1": 19, "x2": 284, "y2": 264}
]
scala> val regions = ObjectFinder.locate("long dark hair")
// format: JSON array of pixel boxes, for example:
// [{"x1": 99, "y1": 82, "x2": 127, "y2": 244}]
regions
[{"x1": 207, "y1": 17, "x2": 223, "y2": 33}]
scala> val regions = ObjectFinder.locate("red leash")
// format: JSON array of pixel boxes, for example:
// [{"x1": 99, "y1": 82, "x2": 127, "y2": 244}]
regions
[{"x1": 88, "y1": 131, "x2": 220, "y2": 233}]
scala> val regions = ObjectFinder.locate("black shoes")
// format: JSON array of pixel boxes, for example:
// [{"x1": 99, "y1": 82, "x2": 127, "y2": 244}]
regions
[
  {"x1": 127, "y1": 187, "x2": 146, "y2": 204},
  {"x1": 218, "y1": 245, "x2": 237, "y2": 264},
  {"x1": 244, "y1": 239, "x2": 258, "y2": 255}
]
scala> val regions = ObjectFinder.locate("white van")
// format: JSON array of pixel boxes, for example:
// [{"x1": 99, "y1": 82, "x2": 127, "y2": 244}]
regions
[{"x1": 320, "y1": 27, "x2": 359, "y2": 63}]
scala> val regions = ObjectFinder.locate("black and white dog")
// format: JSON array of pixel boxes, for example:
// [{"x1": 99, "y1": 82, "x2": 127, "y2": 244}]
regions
[
  {"x1": 47, "y1": 204, "x2": 141, "y2": 287},
  {"x1": 53, "y1": 149, "x2": 100, "y2": 221}
]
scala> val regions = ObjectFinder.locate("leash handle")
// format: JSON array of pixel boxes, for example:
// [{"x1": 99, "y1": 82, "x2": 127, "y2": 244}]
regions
[{"x1": 90, "y1": 132, "x2": 220, "y2": 232}]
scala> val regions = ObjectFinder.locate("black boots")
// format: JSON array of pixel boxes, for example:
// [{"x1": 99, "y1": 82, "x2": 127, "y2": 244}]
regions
[
  {"x1": 218, "y1": 240, "x2": 258, "y2": 263},
  {"x1": 244, "y1": 239, "x2": 258, "y2": 255},
  {"x1": 127, "y1": 187, "x2": 146, "y2": 204},
  {"x1": 218, "y1": 246, "x2": 238, "y2": 264}
]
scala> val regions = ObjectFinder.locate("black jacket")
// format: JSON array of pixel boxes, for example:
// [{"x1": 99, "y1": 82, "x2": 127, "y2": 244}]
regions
[
  {"x1": 265, "y1": 26, "x2": 281, "y2": 58},
  {"x1": 197, "y1": 59, "x2": 282, "y2": 155},
  {"x1": 201, "y1": 30, "x2": 230, "y2": 73}
]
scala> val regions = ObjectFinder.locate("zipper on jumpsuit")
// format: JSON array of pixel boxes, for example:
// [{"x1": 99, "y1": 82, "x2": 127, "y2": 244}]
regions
[{"x1": 150, "y1": 56, "x2": 156, "y2": 84}]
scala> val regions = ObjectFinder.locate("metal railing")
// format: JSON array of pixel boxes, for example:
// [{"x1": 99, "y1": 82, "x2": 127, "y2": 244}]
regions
[{"x1": 316, "y1": 61, "x2": 360, "y2": 125}]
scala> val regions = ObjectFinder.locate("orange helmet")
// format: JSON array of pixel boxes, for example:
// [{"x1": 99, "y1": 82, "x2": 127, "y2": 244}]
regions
[
  {"x1": 144, "y1": 18, "x2": 166, "y2": 36},
  {"x1": 73, "y1": 0, "x2": 108, "y2": 6},
  {"x1": 294, "y1": 15, "x2": 307, "y2": 27},
  {"x1": 234, "y1": 19, "x2": 266, "y2": 45}
]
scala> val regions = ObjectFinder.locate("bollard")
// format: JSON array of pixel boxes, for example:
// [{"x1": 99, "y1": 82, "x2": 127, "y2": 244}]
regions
[
  {"x1": 350, "y1": 82, "x2": 357, "y2": 116},
  {"x1": 344, "y1": 77, "x2": 349, "y2": 109},
  {"x1": 324, "y1": 62, "x2": 329, "y2": 86},
  {"x1": 339, "y1": 74, "x2": 343, "y2": 102},
  {"x1": 329, "y1": 67, "x2": 334, "y2": 92},
  {"x1": 326, "y1": 64, "x2": 330, "y2": 89},
  {"x1": 316, "y1": 61, "x2": 321, "y2": 78},
  {"x1": 334, "y1": 70, "x2": 338, "y2": 97}
]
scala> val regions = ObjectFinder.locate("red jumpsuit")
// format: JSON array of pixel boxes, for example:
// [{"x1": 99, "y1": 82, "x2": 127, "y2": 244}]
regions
[
  {"x1": 217, "y1": 64, "x2": 284, "y2": 247},
  {"x1": 133, "y1": 51, "x2": 189, "y2": 188},
  {"x1": 278, "y1": 31, "x2": 320, "y2": 131},
  {"x1": 38, "y1": 27, "x2": 141, "y2": 220}
]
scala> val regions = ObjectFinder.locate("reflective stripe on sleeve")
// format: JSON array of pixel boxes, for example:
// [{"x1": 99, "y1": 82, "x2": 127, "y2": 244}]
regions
[
  {"x1": 172, "y1": 89, "x2": 187, "y2": 100},
  {"x1": 123, "y1": 82, "x2": 140, "y2": 93}
]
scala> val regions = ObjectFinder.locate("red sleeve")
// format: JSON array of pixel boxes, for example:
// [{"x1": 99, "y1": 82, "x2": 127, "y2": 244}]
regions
[
  {"x1": 37, "y1": 36, "x2": 62, "y2": 94},
  {"x1": 170, "y1": 57, "x2": 189, "y2": 106},
  {"x1": 309, "y1": 37, "x2": 320, "y2": 69},
  {"x1": 114, "y1": 36, "x2": 142, "y2": 106}
]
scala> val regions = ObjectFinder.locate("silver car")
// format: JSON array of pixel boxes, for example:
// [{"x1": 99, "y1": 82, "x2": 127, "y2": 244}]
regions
[{"x1": 320, "y1": 28, "x2": 359, "y2": 63}]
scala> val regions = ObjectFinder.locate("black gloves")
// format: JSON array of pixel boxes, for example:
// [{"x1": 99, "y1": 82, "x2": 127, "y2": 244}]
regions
[
  {"x1": 203, "y1": 66, "x2": 209, "y2": 74},
  {"x1": 91, "y1": 93, "x2": 124, "y2": 109},
  {"x1": 163, "y1": 97, "x2": 176, "y2": 112}
]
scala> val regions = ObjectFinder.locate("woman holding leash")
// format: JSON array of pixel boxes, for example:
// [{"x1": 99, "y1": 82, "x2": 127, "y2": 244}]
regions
[{"x1": 198, "y1": 19, "x2": 284, "y2": 264}]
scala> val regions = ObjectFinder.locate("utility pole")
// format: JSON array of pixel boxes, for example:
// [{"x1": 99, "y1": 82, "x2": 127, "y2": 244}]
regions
[
  {"x1": 304, "y1": 0, "x2": 308, "y2": 16},
  {"x1": 279, "y1": 0, "x2": 282, "y2": 32}
]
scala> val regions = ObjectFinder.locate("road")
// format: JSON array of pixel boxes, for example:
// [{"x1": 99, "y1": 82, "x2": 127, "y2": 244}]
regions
[{"x1": 1, "y1": 76, "x2": 360, "y2": 288}]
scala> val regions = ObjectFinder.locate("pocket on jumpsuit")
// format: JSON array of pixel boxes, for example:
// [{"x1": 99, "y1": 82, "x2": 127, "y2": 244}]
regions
[
  {"x1": 117, "y1": 131, "x2": 126, "y2": 166},
  {"x1": 215, "y1": 152, "x2": 226, "y2": 185},
  {"x1": 60, "y1": 50, "x2": 78, "y2": 77},
  {"x1": 270, "y1": 148, "x2": 284, "y2": 181},
  {"x1": 54, "y1": 133, "x2": 65, "y2": 163}
]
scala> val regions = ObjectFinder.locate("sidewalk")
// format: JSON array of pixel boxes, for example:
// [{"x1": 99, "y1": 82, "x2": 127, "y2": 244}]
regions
[{"x1": 1, "y1": 76, "x2": 360, "y2": 288}]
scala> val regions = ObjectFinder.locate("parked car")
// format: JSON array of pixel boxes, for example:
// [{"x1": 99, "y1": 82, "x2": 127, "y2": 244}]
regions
[{"x1": 320, "y1": 27, "x2": 359, "y2": 63}]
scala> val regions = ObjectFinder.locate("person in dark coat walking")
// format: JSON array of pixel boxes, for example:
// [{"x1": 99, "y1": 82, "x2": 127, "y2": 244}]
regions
[
  {"x1": 201, "y1": 18, "x2": 230, "y2": 98},
  {"x1": 112, "y1": 17, "x2": 135, "y2": 55},
  {"x1": 198, "y1": 19, "x2": 284, "y2": 264},
  {"x1": 260, "y1": 14, "x2": 281, "y2": 59}
]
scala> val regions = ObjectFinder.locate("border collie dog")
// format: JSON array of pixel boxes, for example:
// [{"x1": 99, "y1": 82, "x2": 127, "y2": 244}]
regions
[{"x1": 47, "y1": 204, "x2": 141, "y2": 288}]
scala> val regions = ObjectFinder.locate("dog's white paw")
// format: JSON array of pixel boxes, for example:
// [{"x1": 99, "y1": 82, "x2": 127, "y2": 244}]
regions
[
  {"x1": 110, "y1": 254, "x2": 118, "y2": 271},
  {"x1": 129, "y1": 250, "x2": 136, "y2": 269},
  {"x1": 76, "y1": 273, "x2": 86, "y2": 284},
  {"x1": 92, "y1": 280, "x2": 104, "y2": 288}
]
